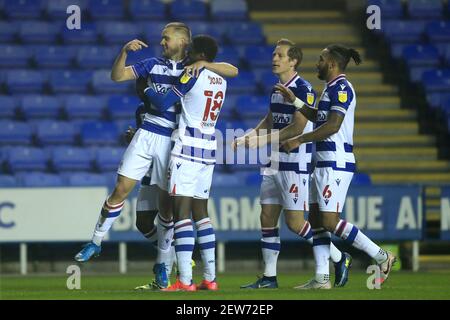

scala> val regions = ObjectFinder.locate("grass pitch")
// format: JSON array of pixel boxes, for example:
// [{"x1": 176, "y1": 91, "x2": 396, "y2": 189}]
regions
[{"x1": 1, "y1": 271, "x2": 450, "y2": 300}]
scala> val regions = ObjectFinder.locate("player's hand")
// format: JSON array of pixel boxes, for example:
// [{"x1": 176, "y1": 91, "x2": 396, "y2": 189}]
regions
[
  {"x1": 274, "y1": 83, "x2": 296, "y2": 103},
  {"x1": 281, "y1": 137, "x2": 301, "y2": 153},
  {"x1": 232, "y1": 136, "x2": 246, "y2": 151},
  {"x1": 125, "y1": 126, "x2": 136, "y2": 144},
  {"x1": 123, "y1": 39, "x2": 148, "y2": 52},
  {"x1": 184, "y1": 61, "x2": 207, "y2": 78}
]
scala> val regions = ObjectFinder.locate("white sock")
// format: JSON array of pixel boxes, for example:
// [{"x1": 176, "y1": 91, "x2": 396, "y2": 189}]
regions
[
  {"x1": 166, "y1": 242, "x2": 176, "y2": 276},
  {"x1": 330, "y1": 242, "x2": 342, "y2": 263},
  {"x1": 261, "y1": 227, "x2": 280, "y2": 277},
  {"x1": 312, "y1": 228, "x2": 330, "y2": 283},
  {"x1": 334, "y1": 219, "x2": 386, "y2": 263},
  {"x1": 195, "y1": 217, "x2": 216, "y2": 282},
  {"x1": 174, "y1": 219, "x2": 195, "y2": 285},
  {"x1": 91, "y1": 198, "x2": 124, "y2": 246},
  {"x1": 156, "y1": 214, "x2": 174, "y2": 271},
  {"x1": 300, "y1": 222, "x2": 342, "y2": 263}
]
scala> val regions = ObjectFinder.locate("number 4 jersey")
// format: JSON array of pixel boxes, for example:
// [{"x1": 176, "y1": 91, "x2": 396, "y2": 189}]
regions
[{"x1": 170, "y1": 68, "x2": 227, "y2": 165}]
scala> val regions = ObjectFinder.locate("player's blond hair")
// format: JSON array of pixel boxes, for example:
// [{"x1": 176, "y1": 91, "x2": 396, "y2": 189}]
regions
[
  {"x1": 164, "y1": 22, "x2": 192, "y2": 42},
  {"x1": 276, "y1": 38, "x2": 303, "y2": 70}
]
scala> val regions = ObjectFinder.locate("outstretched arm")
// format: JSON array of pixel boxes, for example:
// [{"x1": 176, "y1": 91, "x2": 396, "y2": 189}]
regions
[
  {"x1": 185, "y1": 61, "x2": 239, "y2": 78},
  {"x1": 111, "y1": 39, "x2": 148, "y2": 82},
  {"x1": 143, "y1": 87, "x2": 180, "y2": 112}
]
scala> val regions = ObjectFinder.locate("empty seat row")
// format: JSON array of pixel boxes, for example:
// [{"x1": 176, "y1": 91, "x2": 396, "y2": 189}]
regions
[{"x1": 368, "y1": 0, "x2": 450, "y2": 19}]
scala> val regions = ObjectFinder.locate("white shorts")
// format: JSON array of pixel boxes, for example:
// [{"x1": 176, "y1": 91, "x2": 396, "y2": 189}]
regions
[
  {"x1": 136, "y1": 184, "x2": 159, "y2": 212},
  {"x1": 117, "y1": 128, "x2": 171, "y2": 190},
  {"x1": 168, "y1": 156, "x2": 214, "y2": 199},
  {"x1": 260, "y1": 171, "x2": 309, "y2": 211},
  {"x1": 309, "y1": 167, "x2": 353, "y2": 213}
]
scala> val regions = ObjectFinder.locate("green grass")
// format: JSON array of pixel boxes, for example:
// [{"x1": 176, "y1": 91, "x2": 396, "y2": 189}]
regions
[{"x1": 1, "y1": 271, "x2": 450, "y2": 300}]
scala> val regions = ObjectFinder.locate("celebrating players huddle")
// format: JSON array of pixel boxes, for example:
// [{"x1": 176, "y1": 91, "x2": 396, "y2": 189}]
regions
[{"x1": 74, "y1": 22, "x2": 396, "y2": 292}]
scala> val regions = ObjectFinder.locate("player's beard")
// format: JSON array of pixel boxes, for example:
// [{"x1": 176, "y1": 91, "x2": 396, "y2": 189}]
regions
[
  {"x1": 317, "y1": 64, "x2": 328, "y2": 80},
  {"x1": 163, "y1": 46, "x2": 183, "y2": 60}
]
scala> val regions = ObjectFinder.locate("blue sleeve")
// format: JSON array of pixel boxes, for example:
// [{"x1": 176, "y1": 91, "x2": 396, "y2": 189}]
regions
[
  {"x1": 329, "y1": 83, "x2": 353, "y2": 117},
  {"x1": 144, "y1": 87, "x2": 181, "y2": 111},
  {"x1": 292, "y1": 84, "x2": 316, "y2": 107},
  {"x1": 171, "y1": 72, "x2": 198, "y2": 97},
  {"x1": 131, "y1": 58, "x2": 157, "y2": 78}
]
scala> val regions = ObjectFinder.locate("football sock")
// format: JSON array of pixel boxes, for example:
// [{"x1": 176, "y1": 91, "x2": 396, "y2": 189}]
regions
[
  {"x1": 91, "y1": 197, "x2": 124, "y2": 246},
  {"x1": 261, "y1": 227, "x2": 280, "y2": 277},
  {"x1": 174, "y1": 219, "x2": 195, "y2": 285},
  {"x1": 299, "y1": 221, "x2": 342, "y2": 263},
  {"x1": 312, "y1": 228, "x2": 331, "y2": 283},
  {"x1": 195, "y1": 217, "x2": 216, "y2": 282}
]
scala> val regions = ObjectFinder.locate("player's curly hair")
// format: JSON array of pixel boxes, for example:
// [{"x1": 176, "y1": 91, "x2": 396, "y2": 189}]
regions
[
  {"x1": 276, "y1": 38, "x2": 303, "y2": 70},
  {"x1": 191, "y1": 35, "x2": 218, "y2": 62},
  {"x1": 326, "y1": 44, "x2": 362, "y2": 71}
]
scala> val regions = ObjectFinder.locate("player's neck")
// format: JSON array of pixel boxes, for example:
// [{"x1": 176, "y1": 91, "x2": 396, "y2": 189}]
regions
[
  {"x1": 169, "y1": 53, "x2": 186, "y2": 62},
  {"x1": 326, "y1": 71, "x2": 344, "y2": 84},
  {"x1": 278, "y1": 70, "x2": 297, "y2": 84}
]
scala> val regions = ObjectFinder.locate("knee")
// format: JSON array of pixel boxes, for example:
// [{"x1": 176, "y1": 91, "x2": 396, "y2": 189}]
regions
[
  {"x1": 285, "y1": 214, "x2": 305, "y2": 234},
  {"x1": 322, "y1": 218, "x2": 339, "y2": 232}
]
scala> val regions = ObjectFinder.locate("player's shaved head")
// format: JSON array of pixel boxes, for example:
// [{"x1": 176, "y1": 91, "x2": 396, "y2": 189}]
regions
[
  {"x1": 276, "y1": 38, "x2": 303, "y2": 70},
  {"x1": 164, "y1": 22, "x2": 191, "y2": 42}
]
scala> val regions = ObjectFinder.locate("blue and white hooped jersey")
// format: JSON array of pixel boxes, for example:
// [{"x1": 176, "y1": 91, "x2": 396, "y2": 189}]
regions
[
  {"x1": 132, "y1": 57, "x2": 187, "y2": 134},
  {"x1": 170, "y1": 69, "x2": 227, "y2": 165},
  {"x1": 270, "y1": 73, "x2": 315, "y2": 174},
  {"x1": 314, "y1": 74, "x2": 356, "y2": 172}
]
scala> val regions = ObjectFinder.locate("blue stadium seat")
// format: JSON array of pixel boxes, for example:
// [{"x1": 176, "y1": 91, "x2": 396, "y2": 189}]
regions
[
  {"x1": 258, "y1": 71, "x2": 279, "y2": 95},
  {"x1": 211, "y1": 173, "x2": 242, "y2": 187},
  {"x1": 0, "y1": 45, "x2": 31, "y2": 67},
  {"x1": 21, "y1": 95, "x2": 62, "y2": 119},
  {"x1": 226, "y1": 23, "x2": 265, "y2": 45},
  {"x1": 0, "y1": 121, "x2": 32, "y2": 145},
  {"x1": 34, "y1": 46, "x2": 75, "y2": 68},
  {"x1": 64, "y1": 95, "x2": 106, "y2": 119},
  {"x1": 19, "y1": 21, "x2": 60, "y2": 43},
  {"x1": 76, "y1": 46, "x2": 118, "y2": 69},
  {"x1": 244, "y1": 45, "x2": 273, "y2": 68},
  {"x1": 215, "y1": 46, "x2": 241, "y2": 69},
  {"x1": 47, "y1": 0, "x2": 87, "y2": 19},
  {"x1": 383, "y1": 20, "x2": 426, "y2": 43},
  {"x1": 102, "y1": 171, "x2": 118, "y2": 187},
  {"x1": 92, "y1": 70, "x2": 131, "y2": 94},
  {"x1": 367, "y1": 0, "x2": 403, "y2": 19},
  {"x1": 189, "y1": 22, "x2": 224, "y2": 43},
  {"x1": 0, "y1": 175, "x2": 19, "y2": 187},
  {"x1": 66, "y1": 172, "x2": 108, "y2": 186},
  {"x1": 408, "y1": 0, "x2": 442, "y2": 19},
  {"x1": 107, "y1": 95, "x2": 141, "y2": 119},
  {"x1": 62, "y1": 23, "x2": 99, "y2": 44},
  {"x1": 114, "y1": 119, "x2": 136, "y2": 133},
  {"x1": 6, "y1": 147, "x2": 48, "y2": 172},
  {"x1": 409, "y1": 67, "x2": 434, "y2": 83},
  {"x1": 236, "y1": 95, "x2": 270, "y2": 119},
  {"x1": 3, "y1": 0, "x2": 44, "y2": 19},
  {"x1": 445, "y1": 46, "x2": 450, "y2": 66},
  {"x1": 0, "y1": 96, "x2": 18, "y2": 119},
  {"x1": 352, "y1": 173, "x2": 372, "y2": 186},
  {"x1": 36, "y1": 121, "x2": 77, "y2": 145},
  {"x1": 426, "y1": 21, "x2": 450, "y2": 44},
  {"x1": 49, "y1": 70, "x2": 92, "y2": 93},
  {"x1": 52, "y1": 147, "x2": 94, "y2": 172},
  {"x1": 129, "y1": 0, "x2": 166, "y2": 20},
  {"x1": 426, "y1": 93, "x2": 450, "y2": 109},
  {"x1": 210, "y1": 0, "x2": 248, "y2": 21},
  {"x1": 227, "y1": 71, "x2": 256, "y2": 94},
  {"x1": 19, "y1": 172, "x2": 65, "y2": 187},
  {"x1": 141, "y1": 22, "x2": 167, "y2": 43},
  {"x1": 169, "y1": 0, "x2": 208, "y2": 20},
  {"x1": 0, "y1": 22, "x2": 18, "y2": 42},
  {"x1": 403, "y1": 44, "x2": 440, "y2": 67},
  {"x1": 245, "y1": 172, "x2": 263, "y2": 186},
  {"x1": 88, "y1": 0, "x2": 124, "y2": 20},
  {"x1": 95, "y1": 146, "x2": 124, "y2": 172},
  {"x1": 7, "y1": 70, "x2": 46, "y2": 93},
  {"x1": 81, "y1": 121, "x2": 119, "y2": 145},
  {"x1": 421, "y1": 69, "x2": 450, "y2": 92},
  {"x1": 99, "y1": 22, "x2": 141, "y2": 45}
]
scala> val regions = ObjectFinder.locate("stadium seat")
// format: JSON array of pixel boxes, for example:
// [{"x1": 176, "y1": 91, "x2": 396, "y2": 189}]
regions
[
  {"x1": 352, "y1": 172, "x2": 372, "y2": 186},
  {"x1": 226, "y1": 71, "x2": 257, "y2": 94},
  {"x1": 409, "y1": 67, "x2": 434, "y2": 83},
  {"x1": 6, "y1": 147, "x2": 48, "y2": 172},
  {"x1": 51, "y1": 147, "x2": 94, "y2": 172},
  {"x1": 0, "y1": 121, "x2": 32, "y2": 145},
  {"x1": 114, "y1": 119, "x2": 136, "y2": 134},
  {"x1": 426, "y1": 21, "x2": 450, "y2": 44},
  {"x1": 49, "y1": 70, "x2": 92, "y2": 93},
  {"x1": 107, "y1": 95, "x2": 141, "y2": 119},
  {"x1": 88, "y1": 0, "x2": 125, "y2": 20},
  {"x1": 211, "y1": 173, "x2": 242, "y2": 187},
  {"x1": 403, "y1": 44, "x2": 440, "y2": 67},
  {"x1": 64, "y1": 95, "x2": 106, "y2": 119},
  {"x1": 7, "y1": 70, "x2": 46, "y2": 93},
  {"x1": 0, "y1": 22, "x2": 18, "y2": 42},
  {"x1": 19, "y1": 172, "x2": 65, "y2": 187},
  {"x1": 210, "y1": 0, "x2": 248, "y2": 21},
  {"x1": 226, "y1": 23, "x2": 265, "y2": 45},
  {"x1": 0, "y1": 96, "x2": 18, "y2": 119},
  {"x1": 99, "y1": 22, "x2": 141, "y2": 45},
  {"x1": 383, "y1": 20, "x2": 426, "y2": 43},
  {"x1": 95, "y1": 146, "x2": 125, "y2": 172},
  {"x1": 129, "y1": 0, "x2": 166, "y2": 20},
  {"x1": 408, "y1": 0, "x2": 442, "y2": 20},
  {"x1": 36, "y1": 121, "x2": 77, "y2": 145},
  {"x1": 258, "y1": 71, "x2": 279, "y2": 95},
  {"x1": 47, "y1": 0, "x2": 87, "y2": 19},
  {"x1": 235, "y1": 95, "x2": 270, "y2": 119},
  {"x1": 102, "y1": 171, "x2": 118, "y2": 187},
  {"x1": 21, "y1": 95, "x2": 62, "y2": 119},
  {"x1": 92, "y1": 70, "x2": 131, "y2": 94},
  {"x1": 169, "y1": 0, "x2": 208, "y2": 20},
  {"x1": 244, "y1": 45, "x2": 274, "y2": 68},
  {"x1": 421, "y1": 69, "x2": 450, "y2": 92},
  {"x1": 66, "y1": 172, "x2": 108, "y2": 186},
  {"x1": 76, "y1": 46, "x2": 118, "y2": 69},
  {"x1": 19, "y1": 21, "x2": 60, "y2": 43},
  {"x1": 141, "y1": 22, "x2": 168, "y2": 43},
  {"x1": 426, "y1": 93, "x2": 450, "y2": 109},
  {"x1": 0, "y1": 45, "x2": 32, "y2": 67},
  {"x1": 188, "y1": 22, "x2": 224, "y2": 43},
  {"x1": 245, "y1": 172, "x2": 263, "y2": 186},
  {"x1": 215, "y1": 46, "x2": 241, "y2": 69},
  {"x1": 367, "y1": 0, "x2": 403, "y2": 19},
  {"x1": 0, "y1": 175, "x2": 19, "y2": 187},
  {"x1": 62, "y1": 23, "x2": 99, "y2": 44},
  {"x1": 3, "y1": 0, "x2": 44, "y2": 19},
  {"x1": 80, "y1": 121, "x2": 119, "y2": 145},
  {"x1": 445, "y1": 46, "x2": 450, "y2": 66},
  {"x1": 34, "y1": 46, "x2": 75, "y2": 68}
]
